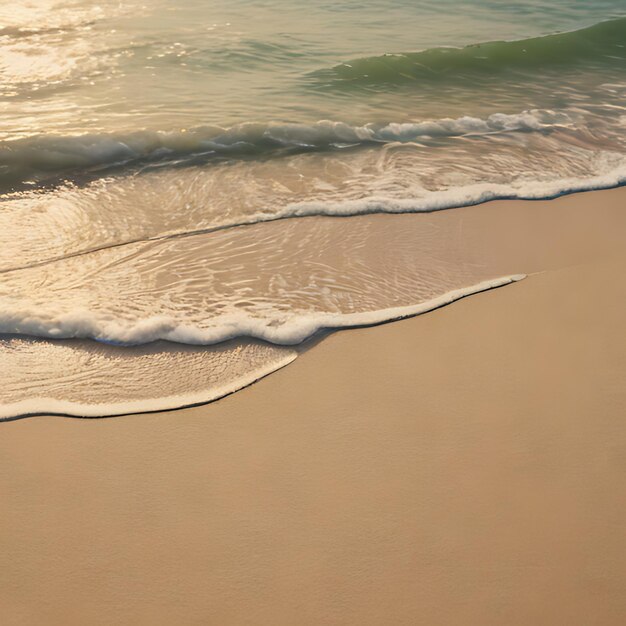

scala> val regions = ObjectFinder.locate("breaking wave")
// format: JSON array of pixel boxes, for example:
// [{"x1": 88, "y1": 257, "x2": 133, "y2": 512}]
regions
[{"x1": 0, "y1": 109, "x2": 572, "y2": 191}]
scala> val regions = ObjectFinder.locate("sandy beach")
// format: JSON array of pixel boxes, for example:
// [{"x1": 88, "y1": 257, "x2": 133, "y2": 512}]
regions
[{"x1": 1, "y1": 187, "x2": 624, "y2": 625}]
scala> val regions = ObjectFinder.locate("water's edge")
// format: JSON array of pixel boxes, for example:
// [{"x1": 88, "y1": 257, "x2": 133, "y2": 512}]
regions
[{"x1": 0, "y1": 274, "x2": 524, "y2": 421}]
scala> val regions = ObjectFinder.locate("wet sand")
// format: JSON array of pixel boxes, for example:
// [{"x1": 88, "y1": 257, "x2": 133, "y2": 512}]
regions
[{"x1": 1, "y1": 188, "x2": 625, "y2": 625}]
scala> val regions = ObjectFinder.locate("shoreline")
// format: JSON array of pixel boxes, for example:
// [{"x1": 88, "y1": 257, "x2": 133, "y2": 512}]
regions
[
  {"x1": 1, "y1": 187, "x2": 625, "y2": 624},
  {"x1": 3, "y1": 173, "x2": 626, "y2": 277},
  {"x1": 3, "y1": 185, "x2": 626, "y2": 420},
  {"x1": 0, "y1": 274, "x2": 523, "y2": 421}
]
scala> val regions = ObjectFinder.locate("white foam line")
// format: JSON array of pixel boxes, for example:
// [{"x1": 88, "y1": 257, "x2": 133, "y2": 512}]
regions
[
  {"x1": 0, "y1": 274, "x2": 524, "y2": 419},
  {"x1": 0, "y1": 274, "x2": 526, "y2": 346},
  {"x1": 292, "y1": 273, "x2": 527, "y2": 336},
  {"x1": 0, "y1": 109, "x2": 572, "y2": 180},
  {"x1": 2, "y1": 162, "x2": 624, "y2": 276},
  {"x1": 0, "y1": 352, "x2": 298, "y2": 421}
]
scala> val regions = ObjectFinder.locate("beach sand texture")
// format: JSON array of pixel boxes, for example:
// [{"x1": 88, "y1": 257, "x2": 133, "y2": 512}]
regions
[{"x1": 1, "y1": 188, "x2": 625, "y2": 625}]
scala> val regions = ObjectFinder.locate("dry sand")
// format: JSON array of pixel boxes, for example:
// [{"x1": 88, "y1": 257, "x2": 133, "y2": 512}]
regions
[{"x1": 0, "y1": 188, "x2": 625, "y2": 625}]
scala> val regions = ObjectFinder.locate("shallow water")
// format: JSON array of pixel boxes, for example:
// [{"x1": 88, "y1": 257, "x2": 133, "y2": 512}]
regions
[{"x1": 1, "y1": 1, "x2": 625, "y2": 417}]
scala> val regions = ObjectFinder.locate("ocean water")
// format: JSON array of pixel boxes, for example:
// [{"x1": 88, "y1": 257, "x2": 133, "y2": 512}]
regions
[{"x1": 1, "y1": 1, "x2": 625, "y2": 418}]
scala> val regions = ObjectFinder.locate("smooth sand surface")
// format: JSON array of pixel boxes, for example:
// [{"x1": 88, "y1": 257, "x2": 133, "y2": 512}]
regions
[{"x1": 1, "y1": 189, "x2": 625, "y2": 625}]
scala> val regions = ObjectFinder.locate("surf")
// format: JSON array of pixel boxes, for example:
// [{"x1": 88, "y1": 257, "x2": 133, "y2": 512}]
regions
[{"x1": 0, "y1": 109, "x2": 575, "y2": 192}]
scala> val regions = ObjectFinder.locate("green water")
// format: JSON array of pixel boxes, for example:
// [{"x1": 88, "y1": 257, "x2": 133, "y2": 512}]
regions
[{"x1": 1, "y1": 1, "x2": 625, "y2": 138}]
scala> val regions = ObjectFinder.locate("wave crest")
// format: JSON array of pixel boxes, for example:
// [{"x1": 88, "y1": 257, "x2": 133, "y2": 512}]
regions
[
  {"x1": 0, "y1": 109, "x2": 572, "y2": 191},
  {"x1": 313, "y1": 17, "x2": 626, "y2": 86}
]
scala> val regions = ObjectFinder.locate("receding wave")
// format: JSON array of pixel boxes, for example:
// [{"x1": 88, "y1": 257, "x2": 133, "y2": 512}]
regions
[
  {"x1": 0, "y1": 200, "x2": 533, "y2": 347},
  {"x1": 313, "y1": 17, "x2": 626, "y2": 86},
  {"x1": 0, "y1": 109, "x2": 571, "y2": 191},
  {"x1": 0, "y1": 202, "x2": 535, "y2": 419},
  {"x1": 1, "y1": 155, "x2": 624, "y2": 276},
  {"x1": 0, "y1": 276, "x2": 523, "y2": 420},
  {"x1": 0, "y1": 337, "x2": 297, "y2": 420},
  {"x1": 0, "y1": 276, "x2": 523, "y2": 348}
]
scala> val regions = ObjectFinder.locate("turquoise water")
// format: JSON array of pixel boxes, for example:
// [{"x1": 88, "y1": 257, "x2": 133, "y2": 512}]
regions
[{"x1": 0, "y1": 1, "x2": 625, "y2": 417}]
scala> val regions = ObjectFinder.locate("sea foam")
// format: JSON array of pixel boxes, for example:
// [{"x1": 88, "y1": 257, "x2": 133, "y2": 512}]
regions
[
  {"x1": 0, "y1": 109, "x2": 572, "y2": 190},
  {"x1": 0, "y1": 275, "x2": 524, "y2": 346}
]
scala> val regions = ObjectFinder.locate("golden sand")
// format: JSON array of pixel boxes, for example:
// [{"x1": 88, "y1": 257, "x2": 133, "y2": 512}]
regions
[{"x1": 1, "y1": 189, "x2": 625, "y2": 625}]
